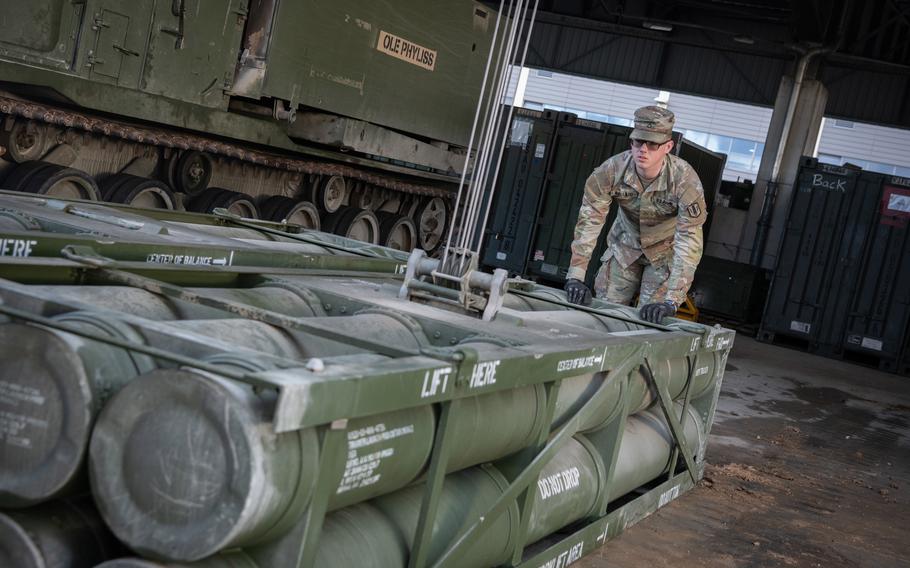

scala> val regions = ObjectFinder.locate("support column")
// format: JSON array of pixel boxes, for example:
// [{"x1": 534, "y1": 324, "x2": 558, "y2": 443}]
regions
[{"x1": 736, "y1": 74, "x2": 828, "y2": 269}]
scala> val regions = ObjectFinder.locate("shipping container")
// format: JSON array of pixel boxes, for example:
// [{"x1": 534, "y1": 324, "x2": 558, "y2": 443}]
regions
[
  {"x1": 481, "y1": 107, "x2": 726, "y2": 289},
  {"x1": 759, "y1": 157, "x2": 910, "y2": 374},
  {"x1": 690, "y1": 256, "x2": 771, "y2": 323}
]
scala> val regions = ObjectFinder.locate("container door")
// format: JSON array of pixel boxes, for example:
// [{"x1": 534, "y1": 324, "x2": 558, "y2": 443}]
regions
[
  {"x1": 84, "y1": 0, "x2": 152, "y2": 87},
  {"x1": 527, "y1": 117, "x2": 627, "y2": 286},
  {"x1": 837, "y1": 178, "x2": 910, "y2": 370},
  {"x1": 760, "y1": 159, "x2": 860, "y2": 348},
  {"x1": 481, "y1": 109, "x2": 557, "y2": 274}
]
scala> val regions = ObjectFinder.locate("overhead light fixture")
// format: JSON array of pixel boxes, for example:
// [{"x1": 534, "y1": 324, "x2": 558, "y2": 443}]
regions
[
  {"x1": 642, "y1": 22, "x2": 673, "y2": 32},
  {"x1": 733, "y1": 35, "x2": 755, "y2": 45}
]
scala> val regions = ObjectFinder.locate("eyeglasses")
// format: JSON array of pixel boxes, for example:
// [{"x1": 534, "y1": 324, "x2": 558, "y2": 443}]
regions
[{"x1": 630, "y1": 139, "x2": 667, "y2": 151}]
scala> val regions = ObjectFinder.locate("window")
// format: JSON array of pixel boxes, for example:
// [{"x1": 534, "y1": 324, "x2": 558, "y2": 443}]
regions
[
  {"x1": 587, "y1": 112, "x2": 611, "y2": 123},
  {"x1": 605, "y1": 116, "x2": 633, "y2": 127},
  {"x1": 728, "y1": 138, "x2": 758, "y2": 171},
  {"x1": 707, "y1": 134, "x2": 733, "y2": 155},
  {"x1": 683, "y1": 129, "x2": 709, "y2": 147},
  {"x1": 564, "y1": 108, "x2": 589, "y2": 119},
  {"x1": 753, "y1": 143, "x2": 765, "y2": 168},
  {"x1": 866, "y1": 161, "x2": 896, "y2": 175}
]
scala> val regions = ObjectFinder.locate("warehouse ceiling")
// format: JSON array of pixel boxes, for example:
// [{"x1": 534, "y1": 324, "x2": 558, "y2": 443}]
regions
[{"x1": 512, "y1": 0, "x2": 910, "y2": 128}]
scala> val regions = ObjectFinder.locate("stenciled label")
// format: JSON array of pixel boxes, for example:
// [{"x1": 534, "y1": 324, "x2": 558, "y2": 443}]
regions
[
  {"x1": 790, "y1": 320, "x2": 811, "y2": 334},
  {"x1": 537, "y1": 466, "x2": 581, "y2": 500},
  {"x1": 469, "y1": 360, "x2": 500, "y2": 389},
  {"x1": 337, "y1": 422, "x2": 415, "y2": 493},
  {"x1": 496, "y1": 252, "x2": 507, "y2": 261},
  {"x1": 861, "y1": 337, "x2": 883, "y2": 351},
  {"x1": 0, "y1": 380, "x2": 46, "y2": 406},
  {"x1": 0, "y1": 412, "x2": 48, "y2": 450},
  {"x1": 556, "y1": 353, "x2": 603, "y2": 373},
  {"x1": 420, "y1": 367, "x2": 452, "y2": 398},
  {"x1": 658, "y1": 485, "x2": 681, "y2": 507},
  {"x1": 376, "y1": 30, "x2": 436, "y2": 70},
  {"x1": 146, "y1": 251, "x2": 234, "y2": 267},
  {"x1": 0, "y1": 380, "x2": 48, "y2": 449},
  {"x1": 535, "y1": 143, "x2": 546, "y2": 158},
  {"x1": 537, "y1": 542, "x2": 584, "y2": 568},
  {"x1": 0, "y1": 239, "x2": 37, "y2": 257},
  {"x1": 694, "y1": 366, "x2": 710, "y2": 377},
  {"x1": 595, "y1": 522, "x2": 610, "y2": 543}
]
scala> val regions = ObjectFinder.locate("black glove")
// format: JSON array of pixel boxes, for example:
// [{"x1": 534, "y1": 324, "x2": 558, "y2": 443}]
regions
[
  {"x1": 564, "y1": 278, "x2": 592, "y2": 306},
  {"x1": 639, "y1": 300, "x2": 677, "y2": 323}
]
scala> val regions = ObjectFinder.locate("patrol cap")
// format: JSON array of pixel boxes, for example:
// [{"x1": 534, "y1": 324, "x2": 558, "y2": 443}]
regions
[{"x1": 631, "y1": 105, "x2": 675, "y2": 143}]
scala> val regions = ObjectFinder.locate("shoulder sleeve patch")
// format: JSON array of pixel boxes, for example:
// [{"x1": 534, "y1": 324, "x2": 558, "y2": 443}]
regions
[{"x1": 686, "y1": 202, "x2": 702, "y2": 218}]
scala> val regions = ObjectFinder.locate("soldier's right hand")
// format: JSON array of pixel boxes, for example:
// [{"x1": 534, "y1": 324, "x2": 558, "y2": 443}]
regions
[{"x1": 564, "y1": 278, "x2": 592, "y2": 306}]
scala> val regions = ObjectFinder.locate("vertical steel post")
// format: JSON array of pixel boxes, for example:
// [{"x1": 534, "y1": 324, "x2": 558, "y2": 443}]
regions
[
  {"x1": 645, "y1": 359, "x2": 698, "y2": 484},
  {"x1": 668, "y1": 358, "x2": 696, "y2": 479},
  {"x1": 509, "y1": 379, "x2": 563, "y2": 565},
  {"x1": 586, "y1": 373, "x2": 636, "y2": 517},
  {"x1": 408, "y1": 398, "x2": 462, "y2": 568},
  {"x1": 247, "y1": 420, "x2": 349, "y2": 568}
]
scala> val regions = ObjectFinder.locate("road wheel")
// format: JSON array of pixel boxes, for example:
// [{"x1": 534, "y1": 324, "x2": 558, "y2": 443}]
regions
[
  {"x1": 6, "y1": 162, "x2": 99, "y2": 200},
  {"x1": 175, "y1": 151, "x2": 213, "y2": 196},
  {"x1": 326, "y1": 207, "x2": 380, "y2": 244},
  {"x1": 315, "y1": 175, "x2": 347, "y2": 213},
  {"x1": 102, "y1": 174, "x2": 175, "y2": 210},
  {"x1": 4, "y1": 121, "x2": 50, "y2": 163},
  {"x1": 377, "y1": 212, "x2": 418, "y2": 251},
  {"x1": 188, "y1": 188, "x2": 259, "y2": 219},
  {"x1": 260, "y1": 196, "x2": 320, "y2": 230},
  {"x1": 415, "y1": 196, "x2": 449, "y2": 252}
]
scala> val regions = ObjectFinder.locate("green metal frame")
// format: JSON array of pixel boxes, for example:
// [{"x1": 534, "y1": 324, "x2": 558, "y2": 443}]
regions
[{"x1": 0, "y1": 197, "x2": 734, "y2": 568}]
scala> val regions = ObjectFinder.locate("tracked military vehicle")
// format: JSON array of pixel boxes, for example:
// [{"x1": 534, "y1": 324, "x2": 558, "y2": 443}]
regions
[{"x1": 0, "y1": 0, "x2": 502, "y2": 252}]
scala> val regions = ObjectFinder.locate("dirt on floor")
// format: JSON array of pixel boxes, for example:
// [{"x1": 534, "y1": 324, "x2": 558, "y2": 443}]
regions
[{"x1": 577, "y1": 336, "x2": 910, "y2": 568}]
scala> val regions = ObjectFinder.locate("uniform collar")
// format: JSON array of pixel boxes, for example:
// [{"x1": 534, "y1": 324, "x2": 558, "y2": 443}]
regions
[{"x1": 621, "y1": 153, "x2": 674, "y2": 193}]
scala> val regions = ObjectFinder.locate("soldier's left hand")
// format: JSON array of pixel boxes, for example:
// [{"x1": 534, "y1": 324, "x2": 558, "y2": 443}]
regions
[{"x1": 639, "y1": 301, "x2": 677, "y2": 323}]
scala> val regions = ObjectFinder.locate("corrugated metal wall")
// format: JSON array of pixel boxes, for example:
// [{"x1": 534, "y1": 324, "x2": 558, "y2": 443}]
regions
[
  {"x1": 525, "y1": 17, "x2": 910, "y2": 129},
  {"x1": 521, "y1": 72, "x2": 660, "y2": 118},
  {"x1": 822, "y1": 66, "x2": 910, "y2": 127},
  {"x1": 527, "y1": 21, "x2": 664, "y2": 86},
  {"x1": 669, "y1": 93, "x2": 772, "y2": 142},
  {"x1": 525, "y1": 20, "x2": 787, "y2": 107},
  {"x1": 659, "y1": 45, "x2": 786, "y2": 105},
  {"x1": 818, "y1": 119, "x2": 910, "y2": 170}
]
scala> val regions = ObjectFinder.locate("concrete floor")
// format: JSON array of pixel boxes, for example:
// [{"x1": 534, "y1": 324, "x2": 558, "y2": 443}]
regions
[{"x1": 578, "y1": 336, "x2": 910, "y2": 568}]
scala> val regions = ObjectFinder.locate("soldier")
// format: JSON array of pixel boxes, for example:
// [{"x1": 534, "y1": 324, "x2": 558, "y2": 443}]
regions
[{"x1": 564, "y1": 105, "x2": 707, "y2": 323}]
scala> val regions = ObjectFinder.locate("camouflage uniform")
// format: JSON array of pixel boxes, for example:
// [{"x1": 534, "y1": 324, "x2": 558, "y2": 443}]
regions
[{"x1": 567, "y1": 150, "x2": 707, "y2": 307}]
